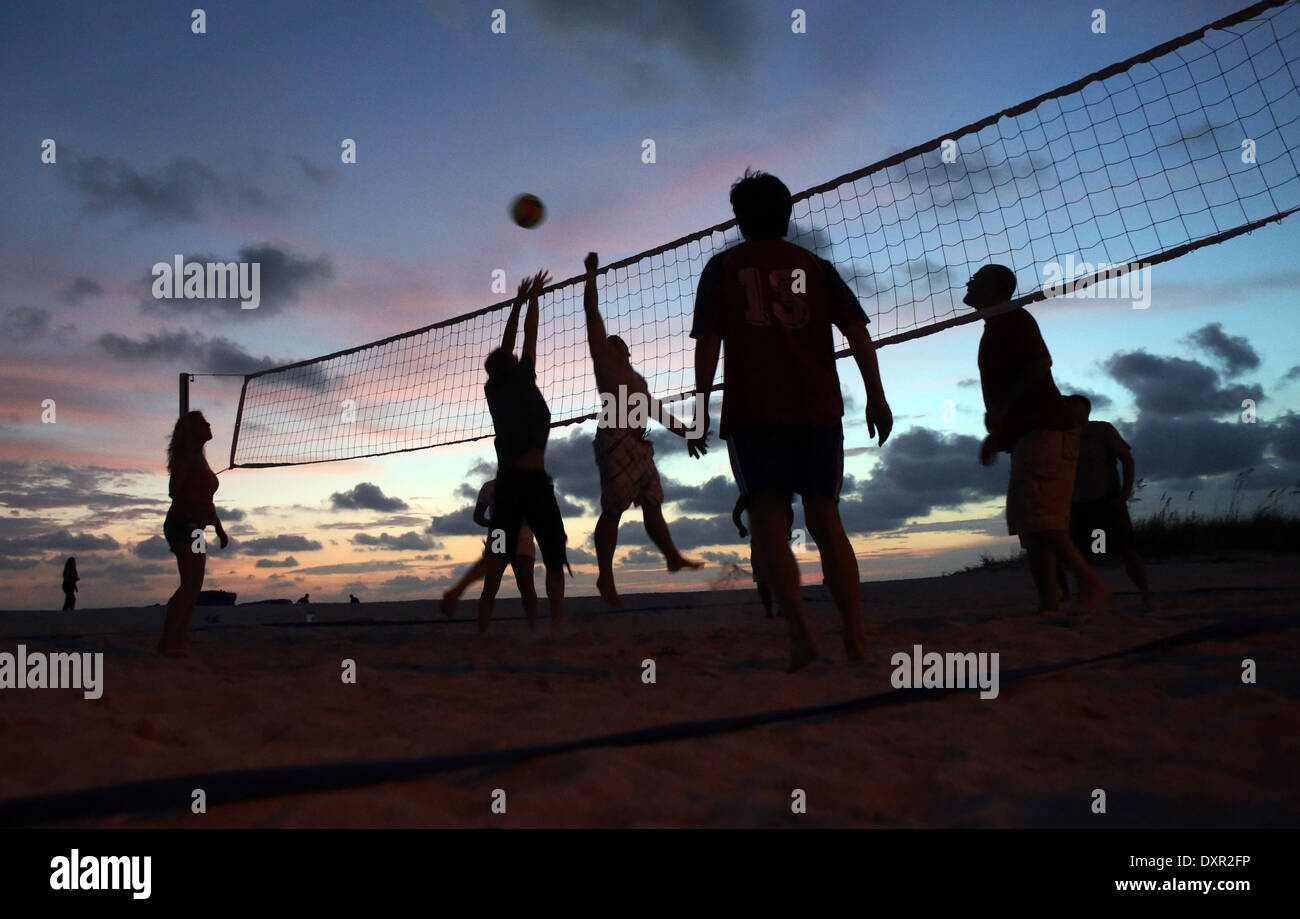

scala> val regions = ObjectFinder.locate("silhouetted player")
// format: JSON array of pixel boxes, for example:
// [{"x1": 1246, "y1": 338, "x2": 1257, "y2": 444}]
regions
[
  {"x1": 440, "y1": 478, "x2": 539, "y2": 631},
  {"x1": 159, "y1": 411, "x2": 229, "y2": 655},
  {"x1": 483, "y1": 271, "x2": 570, "y2": 631},
  {"x1": 969, "y1": 265, "x2": 1109, "y2": 613},
  {"x1": 692, "y1": 169, "x2": 893, "y2": 672},
  {"x1": 1065, "y1": 394, "x2": 1153, "y2": 609},
  {"x1": 61, "y1": 557, "x2": 79, "y2": 610},
  {"x1": 583, "y1": 251, "x2": 706, "y2": 606},
  {"x1": 350, "y1": 594, "x2": 360, "y2": 604}
]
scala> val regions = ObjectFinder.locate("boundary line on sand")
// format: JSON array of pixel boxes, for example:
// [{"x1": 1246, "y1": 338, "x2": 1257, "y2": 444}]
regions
[{"x1": 0, "y1": 611, "x2": 1295, "y2": 826}]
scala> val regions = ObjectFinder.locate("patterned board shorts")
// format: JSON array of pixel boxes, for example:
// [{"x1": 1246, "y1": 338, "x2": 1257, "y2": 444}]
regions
[
  {"x1": 1006, "y1": 428, "x2": 1080, "y2": 537},
  {"x1": 594, "y1": 428, "x2": 664, "y2": 514}
]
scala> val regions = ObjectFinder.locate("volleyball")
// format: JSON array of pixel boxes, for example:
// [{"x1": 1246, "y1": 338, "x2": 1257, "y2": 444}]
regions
[{"x1": 511, "y1": 193, "x2": 545, "y2": 228}]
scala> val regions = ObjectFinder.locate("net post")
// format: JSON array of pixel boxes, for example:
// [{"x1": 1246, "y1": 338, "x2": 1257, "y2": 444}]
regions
[
  {"x1": 228, "y1": 377, "x2": 249, "y2": 469},
  {"x1": 179, "y1": 372, "x2": 191, "y2": 417}
]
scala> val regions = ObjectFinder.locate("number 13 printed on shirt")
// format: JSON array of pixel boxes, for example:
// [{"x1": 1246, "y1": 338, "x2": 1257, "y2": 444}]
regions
[{"x1": 739, "y1": 267, "x2": 809, "y2": 329}]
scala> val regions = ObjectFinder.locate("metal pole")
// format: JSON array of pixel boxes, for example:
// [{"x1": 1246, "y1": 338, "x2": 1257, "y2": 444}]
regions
[{"x1": 179, "y1": 372, "x2": 190, "y2": 417}]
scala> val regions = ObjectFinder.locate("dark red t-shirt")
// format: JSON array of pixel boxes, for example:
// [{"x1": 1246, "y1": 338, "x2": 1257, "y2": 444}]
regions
[
  {"x1": 977, "y1": 308, "x2": 1069, "y2": 448},
  {"x1": 690, "y1": 239, "x2": 868, "y2": 438}
]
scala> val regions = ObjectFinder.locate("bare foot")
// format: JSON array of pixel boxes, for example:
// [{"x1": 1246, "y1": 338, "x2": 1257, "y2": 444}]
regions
[
  {"x1": 596, "y1": 574, "x2": 622, "y2": 608},
  {"x1": 667, "y1": 555, "x2": 703, "y2": 572},
  {"x1": 1140, "y1": 592, "x2": 1155, "y2": 612},
  {"x1": 843, "y1": 630, "x2": 869, "y2": 662},
  {"x1": 787, "y1": 638, "x2": 820, "y2": 673},
  {"x1": 440, "y1": 593, "x2": 458, "y2": 618},
  {"x1": 1075, "y1": 583, "x2": 1112, "y2": 613}
]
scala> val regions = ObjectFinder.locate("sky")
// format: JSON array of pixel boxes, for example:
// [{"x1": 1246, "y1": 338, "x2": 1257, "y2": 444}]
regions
[{"x1": 2, "y1": 0, "x2": 1299, "y2": 610}]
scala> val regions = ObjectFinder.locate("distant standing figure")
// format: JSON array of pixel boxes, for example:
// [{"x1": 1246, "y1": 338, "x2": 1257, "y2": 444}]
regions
[
  {"x1": 159, "y1": 411, "x2": 228, "y2": 656},
  {"x1": 969, "y1": 265, "x2": 1109, "y2": 613},
  {"x1": 1065, "y1": 394, "x2": 1153, "y2": 609},
  {"x1": 350, "y1": 594, "x2": 360, "y2": 604},
  {"x1": 61, "y1": 557, "x2": 79, "y2": 610},
  {"x1": 298, "y1": 593, "x2": 310, "y2": 605}
]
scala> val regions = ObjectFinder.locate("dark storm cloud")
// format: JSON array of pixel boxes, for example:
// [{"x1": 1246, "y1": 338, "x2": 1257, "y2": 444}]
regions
[
  {"x1": 2, "y1": 307, "x2": 50, "y2": 340},
  {"x1": 1055, "y1": 383, "x2": 1114, "y2": 412},
  {"x1": 529, "y1": 0, "x2": 754, "y2": 78},
  {"x1": 60, "y1": 154, "x2": 276, "y2": 224},
  {"x1": 0, "y1": 557, "x2": 40, "y2": 570},
  {"x1": 138, "y1": 244, "x2": 332, "y2": 318},
  {"x1": 1120, "y1": 416, "x2": 1269, "y2": 481},
  {"x1": 133, "y1": 535, "x2": 174, "y2": 560},
  {"x1": 351, "y1": 531, "x2": 437, "y2": 551},
  {"x1": 542, "y1": 428, "x2": 601, "y2": 505},
  {"x1": 1104, "y1": 350, "x2": 1262, "y2": 418},
  {"x1": 616, "y1": 512, "x2": 736, "y2": 552},
  {"x1": 236, "y1": 534, "x2": 323, "y2": 556},
  {"x1": 1270, "y1": 413, "x2": 1300, "y2": 465},
  {"x1": 426, "y1": 506, "x2": 479, "y2": 537},
  {"x1": 97, "y1": 329, "x2": 283, "y2": 375},
  {"x1": 2, "y1": 307, "x2": 74, "y2": 344},
  {"x1": 661, "y1": 474, "x2": 736, "y2": 514},
  {"x1": 839, "y1": 427, "x2": 1003, "y2": 534},
  {"x1": 1184, "y1": 323, "x2": 1259, "y2": 377},
  {"x1": 58, "y1": 276, "x2": 103, "y2": 305},
  {"x1": 0, "y1": 528, "x2": 120, "y2": 556},
  {"x1": 330, "y1": 483, "x2": 410, "y2": 512},
  {"x1": 0, "y1": 461, "x2": 160, "y2": 512}
]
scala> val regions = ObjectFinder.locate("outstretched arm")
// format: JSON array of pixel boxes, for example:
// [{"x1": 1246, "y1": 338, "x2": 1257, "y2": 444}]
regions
[
  {"x1": 583, "y1": 252, "x2": 609, "y2": 361},
  {"x1": 844, "y1": 322, "x2": 892, "y2": 446},
  {"x1": 732, "y1": 495, "x2": 748, "y2": 539},
  {"x1": 647, "y1": 393, "x2": 710, "y2": 456},
  {"x1": 501, "y1": 279, "x2": 528, "y2": 353},
  {"x1": 522, "y1": 269, "x2": 549, "y2": 366}
]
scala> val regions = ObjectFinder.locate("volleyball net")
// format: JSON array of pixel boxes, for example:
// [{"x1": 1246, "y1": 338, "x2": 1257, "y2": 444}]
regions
[{"x1": 229, "y1": 0, "x2": 1300, "y2": 468}]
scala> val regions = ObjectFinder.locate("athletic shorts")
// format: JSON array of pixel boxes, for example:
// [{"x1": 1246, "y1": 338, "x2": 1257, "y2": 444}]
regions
[
  {"x1": 1006, "y1": 428, "x2": 1079, "y2": 537},
  {"x1": 727, "y1": 422, "x2": 844, "y2": 502},
  {"x1": 1069, "y1": 497, "x2": 1135, "y2": 557},
  {"x1": 594, "y1": 428, "x2": 664, "y2": 514},
  {"x1": 164, "y1": 516, "x2": 205, "y2": 555},
  {"x1": 487, "y1": 468, "x2": 568, "y2": 572}
]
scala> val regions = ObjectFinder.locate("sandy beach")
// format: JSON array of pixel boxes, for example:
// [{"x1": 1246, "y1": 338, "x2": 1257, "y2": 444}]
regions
[{"x1": 1, "y1": 557, "x2": 1297, "y2": 828}]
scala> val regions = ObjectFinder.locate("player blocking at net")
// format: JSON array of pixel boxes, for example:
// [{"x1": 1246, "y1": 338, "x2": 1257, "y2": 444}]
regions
[
  {"x1": 481, "y1": 271, "x2": 571, "y2": 631},
  {"x1": 691, "y1": 170, "x2": 893, "y2": 673},
  {"x1": 583, "y1": 251, "x2": 708, "y2": 607}
]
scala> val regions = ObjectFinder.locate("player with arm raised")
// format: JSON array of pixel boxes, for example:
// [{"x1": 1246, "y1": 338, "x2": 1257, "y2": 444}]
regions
[
  {"x1": 691, "y1": 169, "x2": 892, "y2": 673},
  {"x1": 481, "y1": 271, "x2": 569, "y2": 631},
  {"x1": 583, "y1": 251, "x2": 706, "y2": 607}
]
